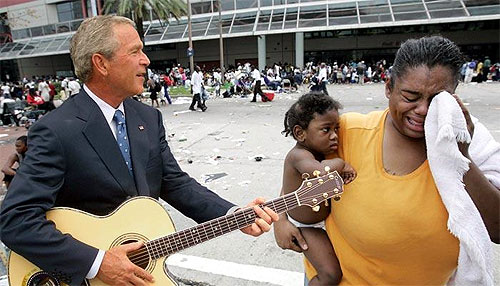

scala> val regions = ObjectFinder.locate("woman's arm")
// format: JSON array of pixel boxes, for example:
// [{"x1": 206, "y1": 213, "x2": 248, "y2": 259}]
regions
[{"x1": 454, "y1": 94, "x2": 500, "y2": 243}]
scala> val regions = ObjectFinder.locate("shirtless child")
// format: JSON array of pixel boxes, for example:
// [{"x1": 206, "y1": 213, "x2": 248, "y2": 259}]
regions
[{"x1": 281, "y1": 92, "x2": 356, "y2": 285}]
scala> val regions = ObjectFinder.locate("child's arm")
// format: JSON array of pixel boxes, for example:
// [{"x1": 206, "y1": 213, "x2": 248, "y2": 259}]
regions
[
  {"x1": 301, "y1": 228, "x2": 342, "y2": 286},
  {"x1": 1, "y1": 154, "x2": 19, "y2": 176}
]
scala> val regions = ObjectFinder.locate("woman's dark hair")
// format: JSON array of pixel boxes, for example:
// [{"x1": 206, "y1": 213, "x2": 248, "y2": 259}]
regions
[
  {"x1": 283, "y1": 92, "x2": 342, "y2": 139},
  {"x1": 391, "y1": 36, "x2": 465, "y2": 88}
]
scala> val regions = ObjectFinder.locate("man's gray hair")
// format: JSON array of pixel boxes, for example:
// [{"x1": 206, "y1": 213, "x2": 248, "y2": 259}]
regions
[{"x1": 70, "y1": 15, "x2": 135, "y2": 83}]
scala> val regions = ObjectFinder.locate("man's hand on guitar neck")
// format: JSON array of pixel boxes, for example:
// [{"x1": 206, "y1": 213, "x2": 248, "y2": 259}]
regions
[
  {"x1": 97, "y1": 242, "x2": 154, "y2": 286},
  {"x1": 240, "y1": 197, "x2": 280, "y2": 237}
]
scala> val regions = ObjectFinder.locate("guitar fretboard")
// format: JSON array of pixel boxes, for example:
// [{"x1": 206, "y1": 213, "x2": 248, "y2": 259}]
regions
[{"x1": 145, "y1": 192, "x2": 298, "y2": 260}]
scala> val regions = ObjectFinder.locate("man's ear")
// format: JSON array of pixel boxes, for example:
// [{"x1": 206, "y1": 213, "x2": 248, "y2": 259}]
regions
[
  {"x1": 385, "y1": 78, "x2": 393, "y2": 100},
  {"x1": 91, "y1": 53, "x2": 109, "y2": 77},
  {"x1": 293, "y1": 125, "x2": 306, "y2": 142}
]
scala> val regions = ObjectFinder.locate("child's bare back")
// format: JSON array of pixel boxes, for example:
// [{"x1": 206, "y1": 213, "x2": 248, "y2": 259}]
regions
[{"x1": 280, "y1": 92, "x2": 356, "y2": 285}]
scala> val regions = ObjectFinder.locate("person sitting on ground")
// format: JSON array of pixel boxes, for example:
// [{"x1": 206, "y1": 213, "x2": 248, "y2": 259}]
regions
[
  {"x1": 2, "y1": 136, "x2": 27, "y2": 189},
  {"x1": 281, "y1": 92, "x2": 356, "y2": 285}
]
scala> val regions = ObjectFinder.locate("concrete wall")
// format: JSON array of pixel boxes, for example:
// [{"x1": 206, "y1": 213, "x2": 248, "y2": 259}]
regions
[
  {"x1": 3, "y1": 0, "x2": 58, "y2": 30},
  {"x1": 17, "y1": 54, "x2": 72, "y2": 78}
]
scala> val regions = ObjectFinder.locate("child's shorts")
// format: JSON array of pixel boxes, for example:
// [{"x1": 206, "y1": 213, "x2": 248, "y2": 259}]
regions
[{"x1": 288, "y1": 214, "x2": 325, "y2": 229}]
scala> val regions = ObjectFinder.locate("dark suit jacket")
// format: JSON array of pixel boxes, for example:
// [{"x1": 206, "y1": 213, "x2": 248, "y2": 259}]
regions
[{"x1": 0, "y1": 90, "x2": 234, "y2": 285}]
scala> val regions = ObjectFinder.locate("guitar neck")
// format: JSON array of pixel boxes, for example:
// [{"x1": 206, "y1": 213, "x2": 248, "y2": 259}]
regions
[{"x1": 146, "y1": 192, "x2": 299, "y2": 260}]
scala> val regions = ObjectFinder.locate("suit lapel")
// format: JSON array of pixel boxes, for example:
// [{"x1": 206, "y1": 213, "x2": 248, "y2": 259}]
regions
[
  {"x1": 76, "y1": 92, "x2": 138, "y2": 197},
  {"x1": 124, "y1": 99, "x2": 151, "y2": 196}
]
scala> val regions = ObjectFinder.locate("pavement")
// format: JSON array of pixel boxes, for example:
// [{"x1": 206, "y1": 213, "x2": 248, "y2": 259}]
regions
[{"x1": 0, "y1": 82, "x2": 499, "y2": 286}]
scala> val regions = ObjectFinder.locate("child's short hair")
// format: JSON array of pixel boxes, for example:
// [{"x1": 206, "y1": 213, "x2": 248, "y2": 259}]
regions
[
  {"x1": 16, "y1": 135, "x2": 27, "y2": 145},
  {"x1": 283, "y1": 92, "x2": 342, "y2": 139}
]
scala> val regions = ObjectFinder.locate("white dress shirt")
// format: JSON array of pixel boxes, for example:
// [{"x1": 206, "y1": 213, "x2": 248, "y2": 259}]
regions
[{"x1": 83, "y1": 84, "x2": 125, "y2": 278}]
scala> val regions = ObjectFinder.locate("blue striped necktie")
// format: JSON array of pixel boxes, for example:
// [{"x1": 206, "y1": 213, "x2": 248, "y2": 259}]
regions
[{"x1": 113, "y1": 110, "x2": 133, "y2": 177}]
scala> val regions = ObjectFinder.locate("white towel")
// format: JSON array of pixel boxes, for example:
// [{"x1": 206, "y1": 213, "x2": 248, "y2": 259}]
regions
[{"x1": 425, "y1": 91, "x2": 499, "y2": 286}]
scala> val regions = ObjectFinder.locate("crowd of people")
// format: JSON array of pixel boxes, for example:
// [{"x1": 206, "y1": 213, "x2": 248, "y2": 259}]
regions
[
  {"x1": 0, "y1": 14, "x2": 498, "y2": 286},
  {"x1": 142, "y1": 54, "x2": 499, "y2": 108}
]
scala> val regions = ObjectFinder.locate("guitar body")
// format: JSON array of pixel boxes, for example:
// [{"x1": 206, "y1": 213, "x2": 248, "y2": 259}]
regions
[{"x1": 8, "y1": 197, "x2": 178, "y2": 286}]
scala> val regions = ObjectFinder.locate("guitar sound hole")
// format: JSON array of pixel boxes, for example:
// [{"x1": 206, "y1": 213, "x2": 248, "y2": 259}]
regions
[
  {"x1": 124, "y1": 239, "x2": 149, "y2": 269},
  {"x1": 27, "y1": 272, "x2": 60, "y2": 286}
]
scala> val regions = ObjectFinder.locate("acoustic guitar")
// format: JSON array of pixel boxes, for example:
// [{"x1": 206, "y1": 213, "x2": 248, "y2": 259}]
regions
[{"x1": 8, "y1": 169, "x2": 343, "y2": 286}]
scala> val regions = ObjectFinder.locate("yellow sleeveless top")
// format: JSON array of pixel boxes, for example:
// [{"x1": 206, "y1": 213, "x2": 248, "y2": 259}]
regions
[{"x1": 304, "y1": 109, "x2": 459, "y2": 285}]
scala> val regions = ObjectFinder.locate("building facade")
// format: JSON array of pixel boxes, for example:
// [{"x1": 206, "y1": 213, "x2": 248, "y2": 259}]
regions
[{"x1": 0, "y1": 0, "x2": 499, "y2": 81}]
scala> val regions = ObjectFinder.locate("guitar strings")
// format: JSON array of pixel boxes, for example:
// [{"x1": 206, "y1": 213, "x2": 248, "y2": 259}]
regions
[
  {"x1": 128, "y1": 187, "x2": 335, "y2": 266},
  {"x1": 127, "y1": 180, "x2": 336, "y2": 266},
  {"x1": 126, "y1": 178, "x2": 337, "y2": 266}
]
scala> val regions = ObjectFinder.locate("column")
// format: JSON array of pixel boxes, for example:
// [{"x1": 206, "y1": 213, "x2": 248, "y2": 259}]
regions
[
  {"x1": 258, "y1": 35, "x2": 266, "y2": 72},
  {"x1": 295, "y1": 32, "x2": 304, "y2": 68}
]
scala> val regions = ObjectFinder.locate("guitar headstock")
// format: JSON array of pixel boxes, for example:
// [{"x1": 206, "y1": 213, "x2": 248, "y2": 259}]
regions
[{"x1": 294, "y1": 168, "x2": 344, "y2": 210}]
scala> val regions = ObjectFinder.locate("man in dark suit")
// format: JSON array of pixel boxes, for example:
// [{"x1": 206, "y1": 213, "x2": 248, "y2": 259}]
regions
[{"x1": 0, "y1": 15, "x2": 278, "y2": 286}]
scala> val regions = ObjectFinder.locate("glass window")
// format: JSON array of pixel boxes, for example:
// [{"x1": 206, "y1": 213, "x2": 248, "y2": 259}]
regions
[
  {"x1": 231, "y1": 12, "x2": 256, "y2": 33},
  {"x1": 42, "y1": 24, "x2": 56, "y2": 35},
  {"x1": 145, "y1": 22, "x2": 167, "y2": 42},
  {"x1": 45, "y1": 37, "x2": 66, "y2": 52},
  {"x1": 206, "y1": 14, "x2": 234, "y2": 35},
  {"x1": 221, "y1": 0, "x2": 235, "y2": 11},
  {"x1": 70, "y1": 19, "x2": 83, "y2": 31},
  {"x1": 270, "y1": 8, "x2": 284, "y2": 29},
  {"x1": 466, "y1": 5, "x2": 500, "y2": 15},
  {"x1": 31, "y1": 38, "x2": 54, "y2": 55},
  {"x1": 56, "y1": 22, "x2": 71, "y2": 33},
  {"x1": 237, "y1": 0, "x2": 257, "y2": 9},
  {"x1": 393, "y1": 11, "x2": 428, "y2": 20},
  {"x1": 30, "y1": 26, "x2": 43, "y2": 37},
  {"x1": 256, "y1": 9, "x2": 272, "y2": 31},
  {"x1": 429, "y1": 9, "x2": 466, "y2": 18},
  {"x1": 358, "y1": 0, "x2": 392, "y2": 23},
  {"x1": 299, "y1": 5, "x2": 327, "y2": 28},
  {"x1": 191, "y1": 17, "x2": 211, "y2": 37},
  {"x1": 163, "y1": 20, "x2": 188, "y2": 40},
  {"x1": 57, "y1": 0, "x2": 83, "y2": 22},
  {"x1": 192, "y1": 1, "x2": 213, "y2": 14},
  {"x1": 329, "y1": 2, "x2": 358, "y2": 26},
  {"x1": 260, "y1": 0, "x2": 273, "y2": 7},
  {"x1": 284, "y1": 7, "x2": 298, "y2": 29},
  {"x1": 425, "y1": 0, "x2": 467, "y2": 18},
  {"x1": 19, "y1": 40, "x2": 38, "y2": 55},
  {"x1": 0, "y1": 42, "x2": 16, "y2": 53},
  {"x1": 11, "y1": 29, "x2": 30, "y2": 40},
  {"x1": 287, "y1": 0, "x2": 299, "y2": 4},
  {"x1": 59, "y1": 36, "x2": 71, "y2": 51},
  {"x1": 391, "y1": 0, "x2": 428, "y2": 20}
]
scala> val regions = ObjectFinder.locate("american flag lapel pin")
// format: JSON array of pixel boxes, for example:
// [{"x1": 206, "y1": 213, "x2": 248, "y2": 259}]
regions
[{"x1": 138, "y1": 125, "x2": 145, "y2": 131}]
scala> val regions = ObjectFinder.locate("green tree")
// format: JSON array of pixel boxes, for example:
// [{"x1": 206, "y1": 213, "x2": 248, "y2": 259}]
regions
[{"x1": 103, "y1": 0, "x2": 187, "y2": 43}]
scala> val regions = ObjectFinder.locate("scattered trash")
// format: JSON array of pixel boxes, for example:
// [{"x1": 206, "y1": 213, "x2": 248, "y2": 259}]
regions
[
  {"x1": 242, "y1": 130, "x2": 249, "y2": 134},
  {"x1": 173, "y1": 110, "x2": 192, "y2": 116},
  {"x1": 366, "y1": 97, "x2": 373, "y2": 101},
  {"x1": 208, "y1": 130, "x2": 224, "y2": 136},
  {"x1": 187, "y1": 159, "x2": 193, "y2": 164},
  {"x1": 238, "y1": 180, "x2": 251, "y2": 187},
  {"x1": 249, "y1": 154, "x2": 267, "y2": 161},
  {"x1": 202, "y1": 172, "x2": 228, "y2": 183},
  {"x1": 178, "y1": 137, "x2": 187, "y2": 142},
  {"x1": 232, "y1": 138, "x2": 246, "y2": 142}
]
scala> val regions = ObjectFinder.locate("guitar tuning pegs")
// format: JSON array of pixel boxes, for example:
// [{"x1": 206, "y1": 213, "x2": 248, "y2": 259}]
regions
[
  {"x1": 302, "y1": 173, "x2": 310, "y2": 180},
  {"x1": 324, "y1": 166, "x2": 331, "y2": 173},
  {"x1": 334, "y1": 195, "x2": 341, "y2": 201},
  {"x1": 325, "y1": 200, "x2": 329, "y2": 207},
  {"x1": 312, "y1": 205, "x2": 320, "y2": 212},
  {"x1": 313, "y1": 170, "x2": 321, "y2": 177}
]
